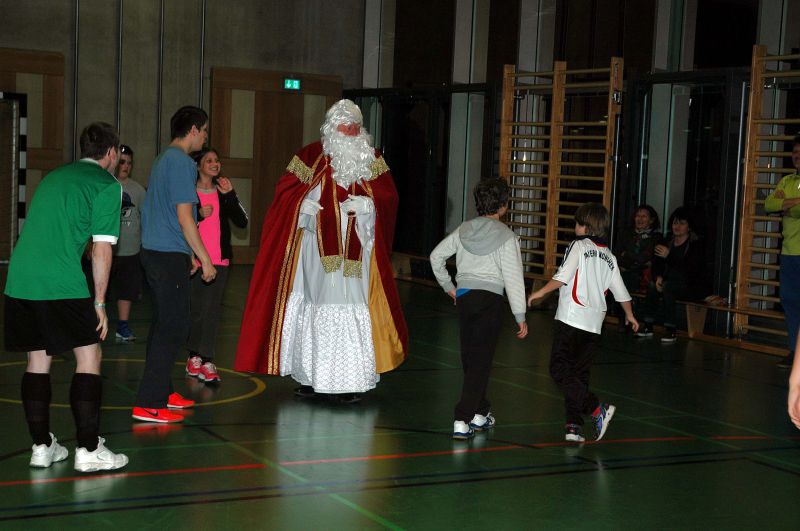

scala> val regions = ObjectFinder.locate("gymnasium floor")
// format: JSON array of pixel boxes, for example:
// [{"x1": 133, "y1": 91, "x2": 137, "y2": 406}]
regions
[{"x1": 1, "y1": 266, "x2": 799, "y2": 530}]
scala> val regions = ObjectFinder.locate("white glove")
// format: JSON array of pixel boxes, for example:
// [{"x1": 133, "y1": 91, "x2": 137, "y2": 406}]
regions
[
  {"x1": 300, "y1": 198, "x2": 324, "y2": 216},
  {"x1": 341, "y1": 194, "x2": 373, "y2": 216}
]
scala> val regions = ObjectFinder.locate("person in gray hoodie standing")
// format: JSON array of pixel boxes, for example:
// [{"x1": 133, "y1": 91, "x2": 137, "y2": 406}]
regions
[{"x1": 430, "y1": 177, "x2": 528, "y2": 440}]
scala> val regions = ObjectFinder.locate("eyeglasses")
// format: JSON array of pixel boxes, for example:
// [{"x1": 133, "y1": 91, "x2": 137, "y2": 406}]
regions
[{"x1": 120, "y1": 144, "x2": 133, "y2": 155}]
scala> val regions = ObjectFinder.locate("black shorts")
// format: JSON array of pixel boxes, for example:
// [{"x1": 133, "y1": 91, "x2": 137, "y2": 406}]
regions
[
  {"x1": 110, "y1": 253, "x2": 143, "y2": 301},
  {"x1": 4, "y1": 295, "x2": 101, "y2": 356}
]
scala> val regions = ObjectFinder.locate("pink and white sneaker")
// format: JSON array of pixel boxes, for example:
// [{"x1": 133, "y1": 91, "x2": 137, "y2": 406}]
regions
[
  {"x1": 198, "y1": 362, "x2": 221, "y2": 383},
  {"x1": 186, "y1": 355, "x2": 203, "y2": 378}
]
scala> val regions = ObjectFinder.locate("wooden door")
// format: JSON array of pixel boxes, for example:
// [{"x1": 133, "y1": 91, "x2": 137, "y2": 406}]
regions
[{"x1": 210, "y1": 68, "x2": 341, "y2": 263}]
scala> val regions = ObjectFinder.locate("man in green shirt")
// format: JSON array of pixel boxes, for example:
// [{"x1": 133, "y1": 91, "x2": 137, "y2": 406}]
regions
[
  {"x1": 4, "y1": 122, "x2": 129, "y2": 472},
  {"x1": 764, "y1": 135, "x2": 800, "y2": 369}
]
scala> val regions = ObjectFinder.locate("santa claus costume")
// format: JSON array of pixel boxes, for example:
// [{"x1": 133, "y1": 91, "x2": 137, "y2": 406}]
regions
[{"x1": 234, "y1": 100, "x2": 408, "y2": 396}]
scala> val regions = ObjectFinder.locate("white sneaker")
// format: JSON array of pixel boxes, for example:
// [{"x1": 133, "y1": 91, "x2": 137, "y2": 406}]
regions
[
  {"x1": 469, "y1": 413, "x2": 496, "y2": 432},
  {"x1": 74, "y1": 437, "x2": 129, "y2": 472},
  {"x1": 565, "y1": 424, "x2": 585, "y2": 442},
  {"x1": 30, "y1": 433, "x2": 68, "y2": 467},
  {"x1": 452, "y1": 420, "x2": 475, "y2": 440}
]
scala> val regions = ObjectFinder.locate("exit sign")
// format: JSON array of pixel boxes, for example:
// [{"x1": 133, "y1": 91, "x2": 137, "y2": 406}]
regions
[{"x1": 284, "y1": 78, "x2": 300, "y2": 91}]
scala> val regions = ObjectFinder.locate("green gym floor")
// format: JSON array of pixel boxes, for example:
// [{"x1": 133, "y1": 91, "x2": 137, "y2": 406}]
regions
[{"x1": 1, "y1": 266, "x2": 799, "y2": 530}]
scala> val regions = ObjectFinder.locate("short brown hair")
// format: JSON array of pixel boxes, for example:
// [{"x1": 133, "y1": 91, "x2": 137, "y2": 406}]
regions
[
  {"x1": 574, "y1": 203, "x2": 610, "y2": 238},
  {"x1": 473, "y1": 177, "x2": 510, "y2": 216},
  {"x1": 79, "y1": 122, "x2": 119, "y2": 160}
]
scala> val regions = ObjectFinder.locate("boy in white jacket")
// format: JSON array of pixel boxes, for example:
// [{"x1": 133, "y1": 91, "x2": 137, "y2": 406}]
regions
[
  {"x1": 528, "y1": 203, "x2": 639, "y2": 442},
  {"x1": 430, "y1": 178, "x2": 528, "y2": 440}
]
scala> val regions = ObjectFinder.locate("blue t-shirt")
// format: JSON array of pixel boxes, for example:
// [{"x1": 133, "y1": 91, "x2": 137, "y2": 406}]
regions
[{"x1": 141, "y1": 147, "x2": 198, "y2": 255}]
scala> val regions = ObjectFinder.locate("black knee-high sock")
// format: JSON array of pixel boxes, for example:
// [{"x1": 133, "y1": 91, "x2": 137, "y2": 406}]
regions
[
  {"x1": 22, "y1": 372, "x2": 52, "y2": 446},
  {"x1": 70, "y1": 373, "x2": 102, "y2": 452}
]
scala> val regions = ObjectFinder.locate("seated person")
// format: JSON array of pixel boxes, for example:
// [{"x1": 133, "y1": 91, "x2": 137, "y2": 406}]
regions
[
  {"x1": 617, "y1": 204, "x2": 661, "y2": 294},
  {"x1": 635, "y1": 206, "x2": 709, "y2": 343},
  {"x1": 614, "y1": 204, "x2": 661, "y2": 331}
]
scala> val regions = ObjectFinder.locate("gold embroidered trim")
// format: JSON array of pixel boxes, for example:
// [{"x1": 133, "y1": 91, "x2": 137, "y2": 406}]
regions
[
  {"x1": 369, "y1": 157, "x2": 389, "y2": 180},
  {"x1": 268, "y1": 227, "x2": 303, "y2": 373},
  {"x1": 267, "y1": 155, "x2": 325, "y2": 371},
  {"x1": 321, "y1": 255, "x2": 343, "y2": 273},
  {"x1": 343, "y1": 259, "x2": 362, "y2": 278},
  {"x1": 287, "y1": 155, "x2": 313, "y2": 183}
]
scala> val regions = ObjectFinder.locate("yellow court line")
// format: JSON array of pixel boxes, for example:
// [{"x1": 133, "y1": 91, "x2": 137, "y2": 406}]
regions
[{"x1": 0, "y1": 358, "x2": 266, "y2": 410}]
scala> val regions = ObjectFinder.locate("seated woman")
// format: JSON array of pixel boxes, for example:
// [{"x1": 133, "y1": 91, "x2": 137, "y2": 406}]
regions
[
  {"x1": 635, "y1": 206, "x2": 709, "y2": 343},
  {"x1": 616, "y1": 204, "x2": 661, "y2": 295}
]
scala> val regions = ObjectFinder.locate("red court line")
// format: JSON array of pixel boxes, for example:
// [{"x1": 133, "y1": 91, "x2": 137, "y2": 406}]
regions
[
  {"x1": 0, "y1": 463, "x2": 265, "y2": 488},
  {"x1": 280, "y1": 445, "x2": 523, "y2": 465},
  {"x1": 710, "y1": 435, "x2": 771, "y2": 440},
  {"x1": 5, "y1": 435, "x2": 795, "y2": 487},
  {"x1": 533, "y1": 436, "x2": 694, "y2": 448},
  {"x1": 279, "y1": 436, "x2": 697, "y2": 466}
]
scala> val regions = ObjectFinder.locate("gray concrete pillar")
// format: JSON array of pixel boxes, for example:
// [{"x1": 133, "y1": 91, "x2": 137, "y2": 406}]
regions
[
  {"x1": 362, "y1": 0, "x2": 395, "y2": 89},
  {"x1": 446, "y1": 0, "x2": 490, "y2": 232},
  {"x1": 647, "y1": 0, "x2": 697, "y2": 223}
]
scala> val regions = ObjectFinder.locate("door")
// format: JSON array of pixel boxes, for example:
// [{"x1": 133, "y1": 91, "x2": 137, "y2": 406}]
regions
[{"x1": 210, "y1": 68, "x2": 341, "y2": 263}]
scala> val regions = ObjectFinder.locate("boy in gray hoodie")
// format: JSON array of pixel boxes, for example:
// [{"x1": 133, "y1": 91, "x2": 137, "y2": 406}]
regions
[{"x1": 430, "y1": 178, "x2": 528, "y2": 439}]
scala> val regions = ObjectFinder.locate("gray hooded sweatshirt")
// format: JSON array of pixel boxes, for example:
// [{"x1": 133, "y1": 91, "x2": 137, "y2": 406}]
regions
[{"x1": 429, "y1": 217, "x2": 526, "y2": 323}]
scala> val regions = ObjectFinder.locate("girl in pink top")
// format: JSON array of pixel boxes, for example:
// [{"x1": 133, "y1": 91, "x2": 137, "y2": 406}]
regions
[{"x1": 186, "y1": 148, "x2": 248, "y2": 383}]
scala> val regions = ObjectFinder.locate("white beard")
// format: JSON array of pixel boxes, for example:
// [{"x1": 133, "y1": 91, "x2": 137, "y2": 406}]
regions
[{"x1": 322, "y1": 131, "x2": 376, "y2": 188}]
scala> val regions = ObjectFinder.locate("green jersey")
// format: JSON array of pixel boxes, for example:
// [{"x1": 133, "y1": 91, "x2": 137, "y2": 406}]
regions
[
  {"x1": 5, "y1": 160, "x2": 122, "y2": 300},
  {"x1": 764, "y1": 173, "x2": 800, "y2": 256}
]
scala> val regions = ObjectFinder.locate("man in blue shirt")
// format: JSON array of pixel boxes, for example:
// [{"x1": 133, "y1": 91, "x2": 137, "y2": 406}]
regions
[{"x1": 133, "y1": 106, "x2": 216, "y2": 423}]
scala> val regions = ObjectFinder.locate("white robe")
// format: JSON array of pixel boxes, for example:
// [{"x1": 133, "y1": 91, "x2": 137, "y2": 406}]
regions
[{"x1": 278, "y1": 180, "x2": 379, "y2": 393}]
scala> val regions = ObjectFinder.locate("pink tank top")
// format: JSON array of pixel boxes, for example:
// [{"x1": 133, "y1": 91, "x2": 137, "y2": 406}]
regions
[{"x1": 197, "y1": 190, "x2": 229, "y2": 266}]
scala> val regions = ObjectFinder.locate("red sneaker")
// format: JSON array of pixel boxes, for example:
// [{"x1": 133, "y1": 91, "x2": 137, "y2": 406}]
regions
[
  {"x1": 198, "y1": 361, "x2": 221, "y2": 383},
  {"x1": 167, "y1": 392, "x2": 195, "y2": 409},
  {"x1": 132, "y1": 407, "x2": 183, "y2": 423},
  {"x1": 186, "y1": 355, "x2": 203, "y2": 378}
]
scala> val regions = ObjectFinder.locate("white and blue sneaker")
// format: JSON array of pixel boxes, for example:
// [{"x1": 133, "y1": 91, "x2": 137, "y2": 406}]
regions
[
  {"x1": 452, "y1": 420, "x2": 475, "y2": 440},
  {"x1": 593, "y1": 403, "x2": 616, "y2": 441},
  {"x1": 469, "y1": 413, "x2": 496, "y2": 432},
  {"x1": 30, "y1": 433, "x2": 69, "y2": 467}
]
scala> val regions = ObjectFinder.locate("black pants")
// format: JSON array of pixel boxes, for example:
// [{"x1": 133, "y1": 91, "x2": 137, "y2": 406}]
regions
[
  {"x1": 136, "y1": 250, "x2": 191, "y2": 408},
  {"x1": 549, "y1": 320, "x2": 599, "y2": 426},
  {"x1": 187, "y1": 265, "x2": 229, "y2": 360},
  {"x1": 454, "y1": 290, "x2": 504, "y2": 422},
  {"x1": 642, "y1": 276, "x2": 689, "y2": 329}
]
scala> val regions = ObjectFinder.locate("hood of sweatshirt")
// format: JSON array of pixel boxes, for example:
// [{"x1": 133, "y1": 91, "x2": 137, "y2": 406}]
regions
[{"x1": 458, "y1": 217, "x2": 515, "y2": 256}]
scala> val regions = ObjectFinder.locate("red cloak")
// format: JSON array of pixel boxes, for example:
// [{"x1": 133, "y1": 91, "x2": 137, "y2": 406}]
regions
[{"x1": 234, "y1": 141, "x2": 408, "y2": 375}]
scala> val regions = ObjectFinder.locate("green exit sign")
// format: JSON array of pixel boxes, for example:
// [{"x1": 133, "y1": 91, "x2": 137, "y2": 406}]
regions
[{"x1": 284, "y1": 78, "x2": 300, "y2": 91}]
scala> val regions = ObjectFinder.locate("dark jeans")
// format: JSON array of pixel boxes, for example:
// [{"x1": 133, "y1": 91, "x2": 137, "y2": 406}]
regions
[
  {"x1": 136, "y1": 249, "x2": 191, "y2": 408},
  {"x1": 642, "y1": 276, "x2": 690, "y2": 329},
  {"x1": 454, "y1": 290, "x2": 505, "y2": 422},
  {"x1": 780, "y1": 255, "x2": 800, "y2": 352},
  {"x1": 549, "y1": 320, "x2": 599, "y2": 426},
  {"x1": 187, "y1": 265, "x2": 229, "y2": 359}
]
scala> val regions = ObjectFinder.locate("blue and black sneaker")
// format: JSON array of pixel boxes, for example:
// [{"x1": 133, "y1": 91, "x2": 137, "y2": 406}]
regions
[
  {"x1": 469, "y1": 413, "x2": 496, "y2": 432},
  {"x1": 115, "y1": 324, "x2": 136, "y2": 342},
  {"x1": 592, "y1": 403, "x2": 616, "y2": 441}
]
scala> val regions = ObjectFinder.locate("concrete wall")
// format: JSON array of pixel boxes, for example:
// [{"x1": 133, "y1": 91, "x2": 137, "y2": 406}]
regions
[{"x1": 0, "y1": 0, "x2": 365, "y2": 180}]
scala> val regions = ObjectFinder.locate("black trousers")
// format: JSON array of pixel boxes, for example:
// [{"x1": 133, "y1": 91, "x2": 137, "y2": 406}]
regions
[
  {"x1": 549, "y1": 320, "x2": 599, "y2": 426},
  {"x1": 454, "y1": 290, "x2": 505, "y2": 422},
  {"x1": 136, "y1": 250, "x2": 191, "y2": 408},
  {"x1": 187, "y1": 265, "x2": 229, "y2": 359}
]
